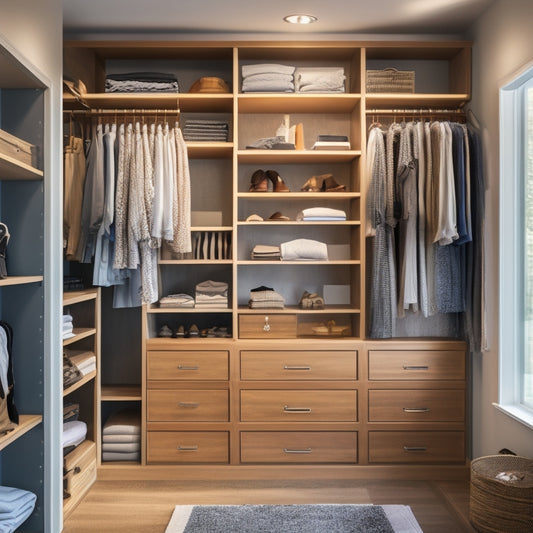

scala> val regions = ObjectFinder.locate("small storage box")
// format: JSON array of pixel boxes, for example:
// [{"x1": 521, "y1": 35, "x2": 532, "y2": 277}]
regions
[
  {"x1": 0, "y1": 128, "x2": 38, "y2": 168},
  {"x1": 366, "y1": 68, "x2": 415, "y2": 93},
  {"x1": 470, "y1": 454, "x2": 533, "y2": 533},
  {"x1": 239, "y1": 314, "x2": 297, "y2": 339}
]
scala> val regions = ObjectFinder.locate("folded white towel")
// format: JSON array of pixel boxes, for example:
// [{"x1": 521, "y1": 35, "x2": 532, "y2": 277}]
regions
[
  {"x1": 242, "y1": 63, "x2": 295, "y2": 78},
  {"x1": 297, "y1": 207, "x2": 347, "y2": 220},
  {"x1": 103, "y1": 408, "x2": 141, "y2": 436},
  {"x1": 102, "y1": 442, "x2": 141, "y2": 453},
  {"x1": 62, "y1": 420, "x2": 87, "y2": 448},
  {"x1": 0, "y1": 486, "x2": 37, "y2": 514},
  {"x1": 295, "y1": 67, "x2": 345, "y2": 92},
  {"x1": 242, "y1": 73, "x2": 294, "y2": 84},
  {"x1": 102, "y1": 451, "x2": 140, "y2": 462},
  {"x1": 102, "y1": 433, "x2": 141, "y2": 444},
  {"x1": 242, "y1": 79, "x2": 294, "y2": 92},
  {"x1": 280, "y1": 239, "x2": 328, "y2": 261}
]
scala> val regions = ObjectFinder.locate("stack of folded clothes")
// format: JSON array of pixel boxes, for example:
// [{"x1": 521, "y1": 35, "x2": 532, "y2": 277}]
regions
[
  {"x1": 294, "y1": 67, "x2": 345, "y2": 93},
  {"x1": 102, "y1": 408, "x2": 141, "y2": 462},
  {"x1": 158, "y1": 293, "x2": 195, "y2": 308},
  {"x1": 0, "y1": 485, "x2": 37, "y2": 532},
  {"x1": 63, "y1": 353, "x2": 82, "y2": 390},
  {"x1": 296, "y1": 207, "x2": 347, "y2": 221},
  {"x1": 251, "y1": 244, "x2": 281, "y2": 260},
  {"x1": 63, "y1": 419, "x2": 87, "y2": 456},
  {"x1": 62, "y1": 314, "x2": 75, "y2": 340},
  {"x1": 195, "y1": 280, "x2": 228, "y2": 309},
  {"x1": 280, "y1": 238, "x2": 329, "y2": 261},
  {"x1": 182, "y1": 119, "x2": 229, "y2": 142},
  {"x1": 241, "y1": 63, "x2": 295, "y2": 93},
  {"x1": 64, "y1": 349, "x2": 96, "y2": 377},
  {"x1": 105, "y1": 72, "x2": 179, "y2": 93},
  {"x1": 248, "y1": 286, "x2": 285, "y2": 309}
]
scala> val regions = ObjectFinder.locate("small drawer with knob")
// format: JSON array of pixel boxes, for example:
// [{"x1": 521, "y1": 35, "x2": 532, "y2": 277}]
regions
[{"x1": 239, "y1": 314, "x2": 297, "y2": 339}]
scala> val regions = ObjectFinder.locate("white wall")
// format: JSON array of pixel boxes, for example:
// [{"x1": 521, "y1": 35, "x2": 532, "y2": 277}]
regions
[
  {"x1": 0, "y1": 2, "x2": 63, "y2": 532},
  {"x1": 468, "y1": 0, "x2": 533, "y2": 458}
]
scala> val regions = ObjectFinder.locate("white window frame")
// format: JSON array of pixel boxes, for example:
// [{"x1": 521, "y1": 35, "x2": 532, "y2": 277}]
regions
[{"x1": 497, "y1": 63, "x2": 533, "y2": 430}]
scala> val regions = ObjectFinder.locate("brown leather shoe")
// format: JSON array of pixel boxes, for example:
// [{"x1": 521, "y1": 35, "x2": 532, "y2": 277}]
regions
[
  {"x1": 266, "y1": 170, "x2": 290, "y2": 192},
  {"x1": 321, "y1": 175, "x2": 346, "y2": 192},
  {"x1": 249, "y1": 169, "x2": 268, "y2": 192},
  {"x1": 300, "y1": 176, "x2": 321, "y2": 192}
]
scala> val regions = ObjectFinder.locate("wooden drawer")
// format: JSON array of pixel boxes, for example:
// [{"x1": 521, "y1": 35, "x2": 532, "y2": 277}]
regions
[
  {"x1": 239, "y1": 314, "x2": 297, "y2": 339},
  {"x1": 240, "y1": 390, "x2": 357, "y2": 421},
  {"x1": 368, "y1": 431, "x2": 465, "y2": 463},
  {"x1": 241, "y1": 350, "x2": 357, "y2": 381},
  {"x1": 147, "y1": 390, "x2": 229, "y2": 421},
  {"x1": 368, "y1": 350, "x2": 465, "y2": 380},
  {"x1": 147, "y1": 431, "x2": 229, "y2": 464},
  {"x1": 241, "y1": 432, "x2": 358, "y2": 463},
  {"x1": 63, "y1": 440, "x2": 97, "y2": 516},
  {"x1": 147, "y1": 350, "x2": 229, "y2": 380},
  {"x1": 368, "y1": 389, "x2": 465, "y2": 422}
]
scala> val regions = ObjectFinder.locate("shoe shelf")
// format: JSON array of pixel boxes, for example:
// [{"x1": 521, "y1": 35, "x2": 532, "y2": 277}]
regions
[
  {"x1": 0, "y1": 153, "x2": 43, "y2": 181},
  {"x1": 237, "y1": 259, "x2": 360, "y2": 265},
  {"x1": 237, "y1": 220, "x2": 360, "y2": 226},
  {"x1": 237, "y1": 191, "x2": 360, "y2": 199},
  {"x1": 237, "y1": 150, "x2": 360, "y2": 164},
  {"x1": 146, "y1": 305, "x2": 233, "y2": 314}
]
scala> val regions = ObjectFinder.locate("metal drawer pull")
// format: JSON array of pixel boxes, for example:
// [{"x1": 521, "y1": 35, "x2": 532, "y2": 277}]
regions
[
  {"x1": 177, "y1": 445, "x2": 199, "y2": 451},
  {"x1": 178, "y1": 402, "x2": 200, "y2": 408},
  {"x1": 284, "y1": 365, "x2": 311, "y2": 371},
  {"x1": 403, "y1": 407, "x2": 430, "y2": 413},
  {"x1": 403, "y1": 446, "x2": 428, "y2": 452},
  {"x1": 284, "y1": 448, "x2": 312, "y2": 454},
  {"x1": 402, "y1": 365, "x2": 429, "y2": 371},
  {"x1": 178, "y1": 365, "x2": 200, "y2": 370},
  {"x1": 263, "y1": 316, "x2": 270, "y2": 332},
  {"x1": 283, "y1": 406, "x2": 312, "y2": 413}
]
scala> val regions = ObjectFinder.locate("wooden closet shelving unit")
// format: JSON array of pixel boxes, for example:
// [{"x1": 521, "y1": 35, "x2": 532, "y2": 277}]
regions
[{"x1": 63, "y1": 39, "x2": 472, "y2": 482}]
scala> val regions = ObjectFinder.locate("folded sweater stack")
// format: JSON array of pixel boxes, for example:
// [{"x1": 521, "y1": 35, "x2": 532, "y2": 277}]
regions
[
  {"x1": 159, "y1": 293, "x2": 195, "y2": 308},
  {"x1": 280, "y1": 238, "x2": 328, "y2": 261},
  {"x1": 294, "y1": 67, "x2": 346, "y2": 93},
  {"x1": 242, "y1": 64, "x2": 295, "y2": 93},
  {"x1": 102, "y1": 408, "x2": 141, "y2": 462},
  {"x1": 296, "y1": 207, "x2": 347, "y2": 221},
  {"x1": 62, "y1": 314, "x2": 75, "y2": 340},
  {"x1": 0, "y1": 485, "x2": 37, "y2": 533},
  {"x1": 105, "y1": 72, "x2": 179, "y2": 93},
  {"x1": 182, "y1": 119, "x2": 229, "y2": 142},
  {"x1": 248, "y1": 286, "x2": 285, "y2": 309},
  {"x1": 65, "y1": 349, "x2": 96, "y2": 377},
  {"x1": 251, "y1": 244, "x2": 281, "y2": 260},
  {"x1": 195, "y1": 280, "x2": 228, "y2": 309}
]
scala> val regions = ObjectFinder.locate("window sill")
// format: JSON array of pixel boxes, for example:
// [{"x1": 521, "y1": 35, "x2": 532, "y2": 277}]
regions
[{"x1": 493, "y1": 403, "x2": 533, "y2": 430}]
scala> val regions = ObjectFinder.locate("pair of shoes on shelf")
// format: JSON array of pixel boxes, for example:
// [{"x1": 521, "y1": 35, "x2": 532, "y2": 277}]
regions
[
  {"x1": 249, "y1": 169, "x2": 290, "y2": 192},
  {"x1": 299, "y1": 291, "x2": 325, "y2": 309},
  {"x1": 300, "y1": 173, "x2": 346, "y2": 192},
  {"x1": 175, "y1": 324, "x2": 199, "y2": 337},
  {"x1": 268, "y1": 211, "x2": 290, "y2": 221}
]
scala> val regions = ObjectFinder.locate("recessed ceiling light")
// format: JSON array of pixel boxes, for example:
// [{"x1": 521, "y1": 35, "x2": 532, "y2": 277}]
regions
[{"x1": 283, "y1": 14, "x2": 318, "y2": 25}]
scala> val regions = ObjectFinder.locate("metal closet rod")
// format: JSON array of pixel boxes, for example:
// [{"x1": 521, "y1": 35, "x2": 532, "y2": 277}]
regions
[
  {"x1": 64, "y1": 108, "x2": 180, "y2": 116},
  {"x1": 366, "y1": 107, "x2": 465, "y2": 115}
]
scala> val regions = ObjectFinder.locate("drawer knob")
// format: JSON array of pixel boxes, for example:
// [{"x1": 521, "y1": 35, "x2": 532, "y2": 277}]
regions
[
  {"x1": 403, "y1": 446, "x2": 428, "y2": 452},
  {"x1": 402, "y1": 365, "x2": 429, "y2": 371},
  {"x1": 178, "y1": 402, "x2": 200, "y2": 408},
  {"x1": 178, "y1": 365, "x2": 200, "y2": 371},
  {"x1": 177, "y1": 445, "x2": 199, "y2": 451},
  {"x1": 263, "y1": 316, "x2": 271, "y2": 332},
  {"x1": 283, "y1": 405, "x2": 312, "y2": 413},
  {"x1": 402, "y1": 407, "x2": 430, "y2": 413},
  {"x1": 284, "y1": 365, "x2": 311, "y2": 371},
  {"x1": 283, "y1": 448, "x2": 312, "y2": 454}
]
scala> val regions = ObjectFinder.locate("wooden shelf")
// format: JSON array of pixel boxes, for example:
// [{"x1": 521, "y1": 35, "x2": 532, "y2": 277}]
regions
[
  {"x1": 238, "y1": 93, "x2": 361, "y2": 113},
  {"x1": 0, "y1": 153, "x2": 43, "y2": 180},
  {"x1": 237, "y1": 260, "x2": 361, "y2": 265},
  {"x1": 187, "y1": 142, "x2": 233, "y2": 159},
  {"x1": 0, "y1": 414, "x2": 41, "y2": 452},
  {"x1": 365, "y1": 93, "x2": 469, "y2": 108},
  {"x1": 237, "y1": 150, "x2": 361, "y2": 164},
  {"x1": 158, "y1": 259, "x2": 233, "y2": 265},
  {"x1": 237, "y1": 192, "x2": 360, "y2": 200},
  {"x1": 101, "y1": 385, "x2": 142, "y2": 401},
  {"x1": 63, "y1": 371, "x2": 97, "y2": 397},
  {"x1": 63, "y1": 328, "x2": 97, "y2": 346},
  {"x1": 237, "y1": 220, "x2": 360, "y2": 226},
  {"x1": 238, "y1": 305, "x2": 359, "y2": 314},
  {"x1": 0, "y1": 275, "x2": 43, "y2": 287},
  {"x1": 146, "y1": 305, "x2": 233, "y2": 314},
  {"x1": 63, "y1": 288, "x2": 99, "y2": 306}
]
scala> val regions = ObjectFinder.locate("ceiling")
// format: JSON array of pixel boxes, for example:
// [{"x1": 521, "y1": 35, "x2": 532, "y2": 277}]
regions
[{"x1": 63, "y1": 0, "x2": 494, "y2": 38}]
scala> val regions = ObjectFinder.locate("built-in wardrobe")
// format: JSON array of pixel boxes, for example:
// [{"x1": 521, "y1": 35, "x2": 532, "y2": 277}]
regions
[{"x1": 62, "y1": 40, "x2": 476, "y2": 517}]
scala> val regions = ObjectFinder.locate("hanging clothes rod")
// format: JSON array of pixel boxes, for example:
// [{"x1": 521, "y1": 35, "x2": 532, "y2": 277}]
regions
[
  {"x1": 366, "y1": 108, "x2": 465, "y2": 115},
  {"x1": 64, "y1": 108, "x2": 180, "y2": 116}
]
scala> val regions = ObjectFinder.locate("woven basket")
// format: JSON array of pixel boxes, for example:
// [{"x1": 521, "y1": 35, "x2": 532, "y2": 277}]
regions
[
  {"x1": 366, "y1": 68, "x2": 415, "y2": 93},
  {"x1": 470, "y1": 455, "x2": 533, "y2": 532}
]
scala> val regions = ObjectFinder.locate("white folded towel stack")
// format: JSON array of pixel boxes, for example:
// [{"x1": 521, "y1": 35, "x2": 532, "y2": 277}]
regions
[
  {"x1": 102, "y1": 408, "x2": 141, "y2": 462},
  {"x1": 0, "y1": 485, "x2": 37, "y2": 532},
  {"x1": 280, "y1": 238, "x2": 329, "y2": 261},
  {"x1": 296, "y1": 207, "x2": 347, "y2": 221},
  {"x1": 242, "y1": 64, "x2": 296, "y2": 93},
  {"x1": 294, "y1": 67, "x2": 346, "y2": 93}
]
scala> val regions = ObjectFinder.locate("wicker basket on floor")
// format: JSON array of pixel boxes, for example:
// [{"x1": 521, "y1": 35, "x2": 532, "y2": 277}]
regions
[{"x1": 469, "y1": 455, "x2": 533, "y2": 532}]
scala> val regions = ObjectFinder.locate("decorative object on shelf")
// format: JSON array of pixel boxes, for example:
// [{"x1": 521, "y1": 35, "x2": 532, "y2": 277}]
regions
[
  {"x1": 266, "y1": 170, "x2": 290, "y2": 192},
  {"x1": 248, "y1": 286, "x2": 285, "y2": 309},
  {"x1": 294, "y1": 66, "x2": 346, "y2": 93},
  {"x1": 105, "y1": 71, "x2": 179, "y2": 93},
  {"x1": 0, "y1": 321, "x2": 18, "y2": 436},
  {"x1": 312, "y1": 319, "x2": 349, "y2": 336},
  {"x1": 366, "y1": 68, "x2": 415, "y2": 93},
  {"x1": 299, "y1": 291, "x2": 325, "y2": 309},
  {"x1": 0, "y1": 223, "x2": 9, "y2": 279},
  {"x1": 241, "y1": 63, "x2": 295, "y2": 93},
  {"x1": 188, "y1": 77, "x2": 229, "y2": 94},
  {"x1": 280, "y1": 238, "x2": 328, "y2": 261}
]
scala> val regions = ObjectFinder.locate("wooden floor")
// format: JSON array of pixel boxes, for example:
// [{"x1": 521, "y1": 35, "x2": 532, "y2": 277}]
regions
[{"x1": 62, "y1": 478, "x2": 476, "y2": 532}]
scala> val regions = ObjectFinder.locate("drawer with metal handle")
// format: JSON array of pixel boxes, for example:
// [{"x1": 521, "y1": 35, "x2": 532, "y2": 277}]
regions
[{"x1": 147, "y1": 350, "x2": 229, "y2": 380}]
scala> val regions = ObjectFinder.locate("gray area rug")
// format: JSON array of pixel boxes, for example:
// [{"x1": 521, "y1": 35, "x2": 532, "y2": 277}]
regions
[{"x1": 165, "y1": 504, "x2": 423, "y2": 533}]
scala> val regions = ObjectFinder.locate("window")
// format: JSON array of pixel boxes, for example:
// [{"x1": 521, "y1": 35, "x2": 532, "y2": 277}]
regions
[{"x1": 498, "y1": 64, "x2": 533, "y2": 429}]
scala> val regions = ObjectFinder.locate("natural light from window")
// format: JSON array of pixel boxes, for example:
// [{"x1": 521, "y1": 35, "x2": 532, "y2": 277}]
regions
[{"x1": 525, "y1": 85, "x2": 533, "y2": 409}]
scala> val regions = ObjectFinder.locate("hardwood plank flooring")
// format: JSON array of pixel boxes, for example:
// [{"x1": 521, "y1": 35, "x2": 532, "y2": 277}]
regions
[{"x1": 62, "y1": 478, "x2": 476, "y2": 532}]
